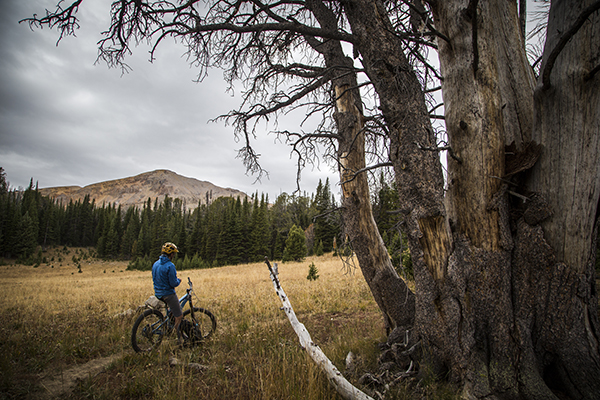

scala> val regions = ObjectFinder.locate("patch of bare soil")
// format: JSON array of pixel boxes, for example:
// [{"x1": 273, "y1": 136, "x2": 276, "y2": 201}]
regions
[{"x1": 35, "y1": 355, "x2": 119, "y2": 399}]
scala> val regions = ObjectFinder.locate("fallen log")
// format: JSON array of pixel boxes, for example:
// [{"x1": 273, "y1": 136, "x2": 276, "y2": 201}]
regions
[{"x1": 264, "y1": 257, "x2": 374, "y2": 400}]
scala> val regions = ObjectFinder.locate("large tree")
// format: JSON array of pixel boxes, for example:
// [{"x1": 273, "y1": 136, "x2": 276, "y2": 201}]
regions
[
  {"x1": 24, "y1": 0, "x2": 600, "y2": 398},
  {"x1": 416, "y1": 0, "x2": 600, "y2": 398}
]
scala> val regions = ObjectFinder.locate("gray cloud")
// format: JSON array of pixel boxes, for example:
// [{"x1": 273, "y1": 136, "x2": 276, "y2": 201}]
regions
[{"x1": 0, "y1": 0, "x2": 338, "y2": 198}]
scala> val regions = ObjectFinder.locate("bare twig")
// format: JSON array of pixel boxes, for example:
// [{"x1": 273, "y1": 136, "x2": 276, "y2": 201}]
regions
[
  {"x1": 312, "y1": 207, "x2": 343, "y2": 222},
  {"x1": 415, "y1": 141, "x2": 461, "y2": 163},
  {"x1": 340, "y1": 162, "x2": 394, "y2": 185}
]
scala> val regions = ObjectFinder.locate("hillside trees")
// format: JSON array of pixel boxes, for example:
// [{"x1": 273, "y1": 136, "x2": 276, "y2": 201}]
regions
[
  {"x1": 269, "y1": 192, "x2": 311, "y2": 259},
  {"x1": 0, "y1": 174, "x2": 329, "y2": 266},
  {"x1": 0, "y1": 178, "x2": 43, "y2": 259}
]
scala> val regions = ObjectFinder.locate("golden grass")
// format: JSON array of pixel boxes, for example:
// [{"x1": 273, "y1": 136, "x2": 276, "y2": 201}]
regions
[{"x1": 1, "y1": 249, "x2": 391, "y2": 399}]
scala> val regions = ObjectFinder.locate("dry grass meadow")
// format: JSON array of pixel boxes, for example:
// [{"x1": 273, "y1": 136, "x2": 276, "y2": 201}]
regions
[{"x1": 0, "y1": 248, "x2": 458, "y2": 400}]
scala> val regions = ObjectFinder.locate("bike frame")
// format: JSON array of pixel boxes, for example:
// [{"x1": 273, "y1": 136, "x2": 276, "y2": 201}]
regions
[{"x1": 160, "y1": 278, "x2": 196, "y2": 332}]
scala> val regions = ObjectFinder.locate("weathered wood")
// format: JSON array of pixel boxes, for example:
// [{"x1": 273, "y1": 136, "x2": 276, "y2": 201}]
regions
[
  {"x1": 530, "y1": 0, "x2": 600, "y2": 272},
  {"x1": 423, "y1": 0, "x2": 600, "y2": 398},
  {"x1": 308, "y1": 0, "x2": 416, "y2": 333},
  {"x1": 265, "y1": 258, "x2": 374, "y2": 400}
]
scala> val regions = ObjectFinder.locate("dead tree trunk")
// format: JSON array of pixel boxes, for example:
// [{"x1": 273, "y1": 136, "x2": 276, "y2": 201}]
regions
[
  {"x1": 265, "y1": 259, "x2": 374, "y2": 400},
  {"x1": 306, "y1": 0, "x2": 416, "y2": 332},
  {"x1": 342, "y1": 0, "x2": 450, "y2": 339},
  {"x1": 523, "y1": 0, "x2": 600, "y2": 396},
  {"x1": 422, "y1": 0, "x2": 600, "y2": 398}
]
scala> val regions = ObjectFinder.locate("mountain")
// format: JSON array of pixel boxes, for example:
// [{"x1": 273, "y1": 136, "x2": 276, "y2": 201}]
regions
[{"x1": 38, "y1": 169, "x2": 249, "y2": 211}]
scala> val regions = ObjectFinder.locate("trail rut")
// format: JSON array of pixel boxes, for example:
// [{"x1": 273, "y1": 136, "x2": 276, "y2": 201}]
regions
[{"x1": 36, "y1": 355, "x2": 119, "y2": 399}]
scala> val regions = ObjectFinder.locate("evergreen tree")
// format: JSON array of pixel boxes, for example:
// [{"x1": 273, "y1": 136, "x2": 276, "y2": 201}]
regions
[
  {"x1": 312, "y1": 178, "x2": 339, "y2": 252},
  {"x1": 205, "y1": 197, "x2": 229, "y2": 265},
  {"x1": 79, "y1": 195, "x2": 95, "y2": 246},
  {"x1": 272, "y1": 230, "x2": 285, "y2": 260},
  {"x1": 16, "y1": 211, "x2": 38, "y2": 259},
  {"x1": 371, "y1": 173, "x2": 408, "y2": 275},
  {"x1": 372, "y1": 172, "x2": 400, "y2": 234},
  {"x1": 20, "y1": 179, "x2": 40, "y2": 251},
  {"x1": 282, "y1": 224, "x2": 307, "y2": 262},
  {"x1": 0, "y1": 168, "x2": 10, "y2": 256},
  {"x1": 0, "y1": 167, "x2": 8, "y2": 193},
  {"x1": 249, "y1": 193, "x2": 270, "y2": 262},
  {"x1": 186, "y1": 202, "x2": 204, "y2": 256},
  {"x1": 269, "y1": 193, "x2": 292, "y2": 260},
  {"x1": 2, "y1": 193, "x2": 20, "y2": 258},
  {"x1": 137, "y1": 199, "x2": 152, "y2": 257},
  {"x1": 239, "y1": 196, "x2": 252, "y2": 262},
  {"x1": 307, "y1": 262, "x2": 319, "y2": 281},
  {"x1": 120, "y1": 206, "x2": 139, "y2": 258},
  {"x1": 314, "y1": 239, "x2": 324, "y2": 256}
]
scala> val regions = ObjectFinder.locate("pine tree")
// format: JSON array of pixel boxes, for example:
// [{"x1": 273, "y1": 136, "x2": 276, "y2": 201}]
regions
[
  {"x1": 372, "y1": 172, "x2": 400, "y2": 234},
  {"x1": 306, "y1": 262, "x2": 319, "y2": 281},
  {"x1": 0, "y1": 169, "x2": 12, "y2": 256},
  {"x1": 17, "y1": 211, "x2": 38, "y2": 259},
  {"x1": 282, "y1": 224, "x2": 307, "y2": 262},
  {"x1": 187, "y1": 202, "x2": 204, "y2": 256},
  {"x1": 136, "y1": 200, "x2": 152, "y2": 257},
  {"x1": 249, "y1": 193, "x2": 270, "y2": 262},
  {"x1": 20, "y1": 179, "x2": 40, "y2": 251},
  {"x1": 120, "y1": 206, "x2": 140, "y2": 258},
  {"x1": 312, "y1": 178, "x2": 339, "y2": 252},
  {"x1": 314, "y1": 239, "x2": 324, "y2": 256}
]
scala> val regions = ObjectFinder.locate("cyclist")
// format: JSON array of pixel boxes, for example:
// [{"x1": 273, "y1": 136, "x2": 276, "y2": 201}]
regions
[{"x1": 152, "y1": 242, "x2": 184, "y2": 345}]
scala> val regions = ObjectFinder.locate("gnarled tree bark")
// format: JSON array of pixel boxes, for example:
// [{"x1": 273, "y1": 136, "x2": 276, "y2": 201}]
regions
[
  {"x1": 422, "y1": 0, "x2": 600, "y2": 398},
  {"x1": 306, "y1": 0, "x2": 416, "y2": 332}
]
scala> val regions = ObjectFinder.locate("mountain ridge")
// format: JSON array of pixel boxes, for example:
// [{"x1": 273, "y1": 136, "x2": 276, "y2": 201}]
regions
[{"x1": 38, "y1": 169, "x2": 249, "y2": 211}]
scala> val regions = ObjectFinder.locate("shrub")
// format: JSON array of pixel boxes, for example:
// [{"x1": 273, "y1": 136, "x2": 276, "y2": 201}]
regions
[
  {"x1": 307, "y1": 262, "x2": 319, "y2": 281},
  {"x1": 126, "y1": 255, "x2": 153, "y2": 271}
]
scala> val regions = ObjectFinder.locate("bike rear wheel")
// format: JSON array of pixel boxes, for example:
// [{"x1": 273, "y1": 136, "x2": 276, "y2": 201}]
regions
[
  {"x1": 181, "y1": 307, "x2": 217, "y2": 343},
  {"x1": 131, "y1": 309, "x2": 165, "y2": 352}
]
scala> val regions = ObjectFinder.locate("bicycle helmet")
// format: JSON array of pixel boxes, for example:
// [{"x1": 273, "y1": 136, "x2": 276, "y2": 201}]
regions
[{"x1": 161, "y1": 242, "x2": 179, "y2": 255}]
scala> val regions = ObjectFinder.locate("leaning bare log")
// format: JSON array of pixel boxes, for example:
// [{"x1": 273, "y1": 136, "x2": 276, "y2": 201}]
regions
[{"x1": 264, "y1": 258, "x2": 374, "y2": 400}]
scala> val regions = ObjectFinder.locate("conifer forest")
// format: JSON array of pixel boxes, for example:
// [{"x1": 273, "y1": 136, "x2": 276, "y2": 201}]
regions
[{"x1": 0, "y1": 167, "x2": 408, "y2": 273}]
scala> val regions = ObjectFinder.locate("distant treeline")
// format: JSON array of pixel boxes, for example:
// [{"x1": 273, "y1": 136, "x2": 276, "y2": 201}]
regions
[{"x1": 0, "y1": 167, "x2": 411, "y2": 274}]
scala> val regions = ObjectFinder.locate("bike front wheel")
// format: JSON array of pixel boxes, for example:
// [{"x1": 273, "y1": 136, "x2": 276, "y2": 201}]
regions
[
  {"x1": 131, "y1": 309, "x2": 166, "y2": 353},
  {"x1": 181, "y1": 307, "x2": 217, "y2": 343}
]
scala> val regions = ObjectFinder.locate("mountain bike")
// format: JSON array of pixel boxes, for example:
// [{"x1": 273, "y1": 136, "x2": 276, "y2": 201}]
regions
[{"x1": 131, "y1": 277, "x2": 217, "y2": 352}]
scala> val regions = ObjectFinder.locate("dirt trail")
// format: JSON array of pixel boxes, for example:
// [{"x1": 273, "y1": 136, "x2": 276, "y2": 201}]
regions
[{"x1": 36, "y1": 355, "x2": 120, "y2": 399}]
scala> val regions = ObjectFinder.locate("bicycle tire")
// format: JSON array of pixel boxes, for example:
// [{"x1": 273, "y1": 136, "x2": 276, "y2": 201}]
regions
[
  {"x1": 182, "y1": 307, "x2": 217, "y2": 343},
  {"x1": 131, "y1": 309, "x2": 165, "y2": 353}
]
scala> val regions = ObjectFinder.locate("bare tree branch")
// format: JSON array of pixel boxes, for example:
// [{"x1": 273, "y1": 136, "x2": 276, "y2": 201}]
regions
[
  {"x1": 340, "y1": 162, "x2": 394, "y2": 185},
  {"x1": 415, "y1": 141, "x2": 461, "y2": 163},
  {"x1": 20, "y1": 0, "x2": 84, "y2": 44}
]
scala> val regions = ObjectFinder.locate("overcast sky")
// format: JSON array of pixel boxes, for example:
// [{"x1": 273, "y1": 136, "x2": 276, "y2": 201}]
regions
[{"x1": 0, "y1": 0, "x2": 339, "y2": 199}]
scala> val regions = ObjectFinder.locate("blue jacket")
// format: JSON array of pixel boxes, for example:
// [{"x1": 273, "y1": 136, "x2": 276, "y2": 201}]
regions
[{"x1": 152, "y1": 254, "x2": 181, "y2": 297}]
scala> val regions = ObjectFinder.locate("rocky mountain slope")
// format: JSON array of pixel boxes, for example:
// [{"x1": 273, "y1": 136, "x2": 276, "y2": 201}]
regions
[{"x1": 38, "y1": 169, "x2": 248, "y2": 211}]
